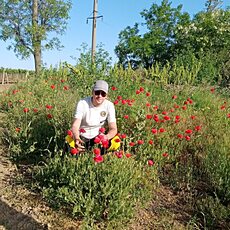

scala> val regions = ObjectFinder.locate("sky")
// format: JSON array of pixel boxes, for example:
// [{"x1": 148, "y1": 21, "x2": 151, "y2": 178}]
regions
[{"x1": 0, "y1": 0, "x2": 229, "y2": 70}]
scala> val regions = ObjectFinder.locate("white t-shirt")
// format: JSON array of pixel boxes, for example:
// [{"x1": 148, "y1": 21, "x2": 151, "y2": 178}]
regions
[{"x1": 73, "y1": 96, "x2": 116, "y2": 139}]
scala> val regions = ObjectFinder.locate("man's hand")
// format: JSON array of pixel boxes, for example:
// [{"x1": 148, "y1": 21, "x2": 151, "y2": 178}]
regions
[{"x1": 75, "y1": 138, "x2": 85, "y2": 152}]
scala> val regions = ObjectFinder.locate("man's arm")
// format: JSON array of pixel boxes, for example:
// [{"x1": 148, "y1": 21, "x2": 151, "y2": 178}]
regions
[
  {"x1": 105, "y1": 121, "x2": 117, "y2": 140},
  {"x1": 71, "y1": 118, "x2": 85, "y2": 149}
]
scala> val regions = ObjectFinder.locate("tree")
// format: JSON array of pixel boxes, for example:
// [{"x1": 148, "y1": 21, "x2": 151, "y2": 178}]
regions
[
  {"x1": 0, "y1": 0, "x2": 72, "y2": 74},
  {"x1": 115, "y1": 0, "x2": 190, "y2": 69}
]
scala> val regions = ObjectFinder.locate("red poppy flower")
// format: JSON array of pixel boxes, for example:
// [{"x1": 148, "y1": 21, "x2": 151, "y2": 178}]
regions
[
  {"x1": 63, "y1": 86, "x2": 69, "y2": 90},
  {"x1": 121, "y1": 99, "x2": 127, "y2": 104},
  {"x1": 117, "y1": 95, "x2": 122, "y2": 100},
  {"x1": 94, "y1": 136, "x2": 101, "y2": 144},
  {"x1": 124, "y1": 115, "x2": 129, "y2": 119},
  {"x1": 149, "y1": 140, "x2": 154, "y2": 145},
  {"x1": 153, "y1": 105, "x2": 158, "y2": 110},
  {"x1": 50, "y1": 84, "x2": 55, "y2": 89},
  {"x1": 164, "y1": 115, "x2": 170, "y2": 121},
  {"x1": 71, "y1": 148, "x2": 79, "y2": 155},
  {"x1": 120, "y1": 134, "x2": 127, "y2": 139},
  {"x1": 195, "y1": 126, "x2": 201, "y2": 131},
  {"x1": 185, "y1": 129, "x2": 193, "y2": 134},
  {"x1": 148, "y1": 160, "x2": 154, "y2": 166},
  {"x1": 146, "y1": 114, "x2": 152, "y2": 119},
  {"x1": 177, "y1": 134, "x2": 183, "y2": 139},
  {"x1": 190, "y1": 115, "x2": 196, "y2": 120},
  {"x1": 94, "y1": 155, "x2": 104, "y2": 163},
  {"x1": 93, "y1": 148, "x2": 101, "y2": 155},
  {"x1": 139, "y1": 87, "x2": 144, "y2": 92},
  {"x1": 111, "y1": 86, "x2": 117, "y2": 91},
  {"x1": 66, "y1": 130, "x2": 73, "y2": 137},
  {"x1": 162, "y1": 152, "x2": 168, "y2": 157},
  {"x1": 129, "y1": 142, "x2": 135, "y2": 147},
  {"x1": 15, "y1": 127, "x2": 21, "y2": 132},
  {"x1": 146, "y1": 102, "x2": 151, "y2": 107},
  {"x1": 210, "y1": 87, "x2": 215, "y2": 93},
  {"x1": 172, "y1": 95, "x2": 177, "y2": 99},
  {"x1": 114, "y1": 100, "x2": 119, "y2": 105},
  {"x1": 185, "y1": 135, "x2": 191, "y2": 141},
  {"x1": 136, "y1": 90, "x2": 141, "y2": 94},
  {"x1": 115, "y1": 151, "x2": 123, "y2": 158},
  {"x1": 79, "y1": 128, "x2": 86, "y2": 133},
  {"x1": 159, "y1": 128, "x2": 165, "y2": 133},
  {"x1": 182, "y1": 106, "x2": 187, "y2": 110},
  {"x1": 151, "y1": 128, "x2": 158, "y2": 134},
  {"x1": 45, "y1": 104, "x2": 53, "y2": 109},
  {"x1": 61, "y1": 79, "x2": 65, "y2": 83},
  {"x1": 125, "y1": 153, "x2": 132, "y2": 158},
  {"x1": 227, "y1": 114, "x2": 230, "y2": 118},
  {"x1": 33, "y1": 108, "x2": 38, "y2": 113},
  {"x1": 146, "y1": 92, "x2": 151, "y2": 97},
  {"x1": 137, "y1": 140, "x2": 144, "y2": 145},
  {"x1": 23, "y1": 108, "x2": 29, "y2": 113},
  {"x1": 47, "y1": 114, "x2": 53, "y2": 119},
  {"x1": 99, "y1": 127, "x2": 106, "y2": 133}
]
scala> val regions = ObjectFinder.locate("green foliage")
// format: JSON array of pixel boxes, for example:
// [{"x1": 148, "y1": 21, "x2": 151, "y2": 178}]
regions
[
  {"x1": 1, "y1": 64, "x2": 230, "y2": 228},
  {"x1": 35, "y1": 153, "x2": 152, "y2": 228}
]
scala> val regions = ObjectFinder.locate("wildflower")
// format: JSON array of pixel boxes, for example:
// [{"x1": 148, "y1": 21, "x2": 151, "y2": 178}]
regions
[
  {"x1": 175, "y1": 115, "x2": 180, "y2": 120},
  {"x1": 93, "y1": 148, "x2": 101, "y2": 155},
  {"x1": 125, "y1": 153, "x2": 132, "y2": 158},
  {"x1": 164, "y1": 115, "x2": 170, "y2": 121},
  {"x1": 177, "y1": 134, "x2": 183, "y2": 139},
  {"x1": 146, "y1": 114, "x2": 152, "y2": 119},
  {"x1": 66, "y1": 130, "x2": 73, "y2": 137},
  {"x1": 172, "y1": 95, "x2": 177, "y2": 99},
  {"x1": 113, "y1": 100, "x2": 119, "y2": 105},
  {"x1": 94, "y1": 136, "x2": 101, "y2": 144},
  {"x1": 47, "y1": 114, "x2": 53, "y2": 119},
  {"x1": 148, "y1": 160, "x2": 154, "y2": 166},
  {"x1": 33, "y1": 108, "x2": 38, "y2": 113},
  {"x1": 111, "y1": 86, "x2": 117, "y2": 91},
  {"x1": 45, "y1": 104, "x2": 53, "y2": 109},
  {"x1": 122, "y1": 99, "x2": 127, "y2": 104},
  {"x1": 227, "y1": 114, "x2": 230, "y2": 118},
  {"x1": 50, "y1": 84, "x2": 55, "y2": 89},
  {"x1": 70, "y1": 148, "x2": 78, "y2": 155},
  {"x1": 174, "y1": 104, "x2": 180, "y2": 109},
  {"x1": 146, "y1": 102, "x2": 151, "y2": 107},
  {"x1": 162, "y1": 111, "x2": 168, "y2": 115},
  {"x1": 185, "y1": 129, "x2": 193, "y2": 134},
  {"x1": 124, "y1": 115, "x2": 129, "y2": 119},
  {"x1": 220, "y1": 105, "x2": 226, "y2": 110},
  {"x1": 195, "y1": 126, "x2": 201, "y2": 131},
  {"x1": 146, "y1": 92, "x2": 151, "y2": 97},
  {"x1": 185, "y1": 135, "x2": 191, "y2": 141},
  {"x1": 117, "y1": 95, "x2": 122, "y2": 100},
  {"x1": 137, "y1": 140, "x2": 144, "y2": 145},
  {"x1": 153, "y1": 105, "x2": 158, "y2": 110},
  {"x1": 162, "y1": 152, "x2": 168, "y2": 157},
  {"x1": 94, "y1": 155, "x2": 104, "y2": 163},
  {"x1": 23, "y1": 108, "x2": 29, "y2": 113},
  {"x1": 149, "y1": 140, "x2": 154, "y2": 145},
  {"x1": 210, "y1": 87, "x2": 215, "y2": 93},
  {"x1": 151, "y1": 128, "x2": 158, "y2": 134},
  {"x1": 99, "y1": 127, "x2": 106, "y2": 133},
  {"x1": 136, "y1": 90, "x2": 141, "y2": 94},
  {"x1": 182, "y1": 106, "x2": 187, "y2": 110},
  {"x1": 15, "y1": 127, "x2": 21, "y2": 132},
  {"x1": 115, "y1": 151, "x2": 123, "y2": 158},
  {"x1": 190, "y1": 115, "x2": 196, "y2": 120},
  {"x1": 63, "y1": 86, "x2": 69, "y2": 90},
  {"x1": 159, "y1": 128, "x2": 165, "y2": 133},
  {"x1": 61, "y1": 79, "x2": 65, "y2": 83},
  {"x1": 79, "y1": 128, "x2": 86, "y2": 133},
  {"x1": 120, "y1": 134, "x2": 127, "y2": 139},
  {"x1": 129, "y1": 142, "x2": 135, "y2": 147},
  {"x1": 139, "y1": 87, "x2": 144, "y2": 92}
]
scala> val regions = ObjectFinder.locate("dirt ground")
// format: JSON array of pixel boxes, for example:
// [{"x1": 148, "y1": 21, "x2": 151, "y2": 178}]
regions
[{"x1": 0, "y1": 84, "x2": 192, "y2": 230}]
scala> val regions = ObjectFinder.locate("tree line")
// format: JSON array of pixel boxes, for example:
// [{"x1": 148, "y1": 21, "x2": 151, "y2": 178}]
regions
[{"x1": 0, "y1": 0, "x2": 229, "y2": 85}]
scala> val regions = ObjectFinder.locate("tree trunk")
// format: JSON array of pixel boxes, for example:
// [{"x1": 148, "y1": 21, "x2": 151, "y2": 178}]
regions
[{"x1": 32, "y1": 0, "x2": 42, "y2": 75}]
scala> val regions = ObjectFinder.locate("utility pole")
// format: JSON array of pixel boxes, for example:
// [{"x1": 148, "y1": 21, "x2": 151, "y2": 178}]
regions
[{"x1": 87, "y1": 0, "x2": 103, "y2": 64}]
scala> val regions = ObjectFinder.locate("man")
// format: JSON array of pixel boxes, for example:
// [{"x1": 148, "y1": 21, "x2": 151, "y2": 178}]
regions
[{"x1": 71, "y1": 80, "x2": 118, "y2": 153}]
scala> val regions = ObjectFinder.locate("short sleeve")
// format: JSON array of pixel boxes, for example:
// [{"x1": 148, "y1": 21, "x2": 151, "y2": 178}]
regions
[
  {"x1": 73, "y1": 100, "x2": 85, "y2": 119},
  {"x1": 107, "y1": 102, "x2": 116, "y2": 123}
]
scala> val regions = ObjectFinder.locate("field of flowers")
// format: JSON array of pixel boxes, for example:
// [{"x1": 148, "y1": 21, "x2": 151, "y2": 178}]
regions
[{"x1": 0, "y1": 66, "x2": 230, "y2": 229}]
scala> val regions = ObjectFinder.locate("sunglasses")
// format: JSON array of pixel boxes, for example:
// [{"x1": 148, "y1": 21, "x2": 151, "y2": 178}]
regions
[{"x1": 94, "y1": 90, "x2": 107, "y2": 97}]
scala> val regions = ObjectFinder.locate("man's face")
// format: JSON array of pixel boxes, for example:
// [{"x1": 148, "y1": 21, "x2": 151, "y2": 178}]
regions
[{"x1": 92, "y1": 90, "x2": 107, "y2": 106}]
